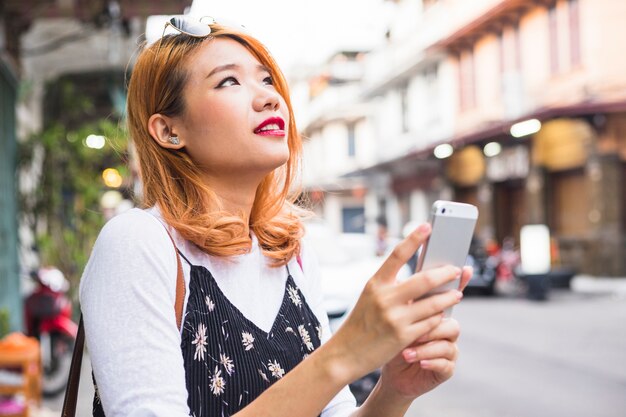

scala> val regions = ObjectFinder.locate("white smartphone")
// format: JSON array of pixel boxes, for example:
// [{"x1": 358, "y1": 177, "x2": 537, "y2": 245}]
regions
[{"x1": 415, "y1": 200, "x2": 478, "y2": 316}]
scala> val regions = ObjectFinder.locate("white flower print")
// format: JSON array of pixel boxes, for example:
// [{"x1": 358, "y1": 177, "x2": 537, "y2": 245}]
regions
[
  {"x1": 298, "y1": 325, "x2": 315, "y2": 352},
  {"x1": 209, "y1": 367, "x2": 226, "y2": 396},
  {"x1": 316, "y1": 325, "x2": 323, "y2": 341},
  {"x1": 285, "y1": 327, "x2": 296, "y2": 335},
  {"x1": 220, "y1": 353, "x2": 235, "y2": 375},
  {"x1": 241, "y1": 332, "x2": 255, "y2": 351},
  {"x1": 258, "y1": 369, "x2": 270, "y2": 383},
  {"x1": 287, "y1": 285, "x2": 302, "y2": 307},
  {"x1": 267, "y1": 360, "x2": 285, "y2": 379},
  {"x1": 191, "y1": 323, "x2": 208, "y2": 361},
  {"x1": 205, "y1": 295, "x2": 215, "y2": 312}
]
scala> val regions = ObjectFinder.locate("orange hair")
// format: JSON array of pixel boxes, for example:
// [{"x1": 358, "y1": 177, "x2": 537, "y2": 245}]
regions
[{"x1": 127, "y1": 24, "x2": 310, "y2": 266}]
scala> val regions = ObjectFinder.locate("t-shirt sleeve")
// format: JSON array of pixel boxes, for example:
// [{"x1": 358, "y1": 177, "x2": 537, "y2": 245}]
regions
[
  {"x1": 297, "y1": 239, "x2": 359, "y2": 417},
  {"x1": 79, "y1": 209, "x2": 190, "y2": 417}
]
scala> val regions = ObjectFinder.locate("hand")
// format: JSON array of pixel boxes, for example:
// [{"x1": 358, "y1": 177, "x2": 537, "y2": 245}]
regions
[
  {"x1": 378, "y1": 266, "x2": 472, "y2": 400},
  {"x1": 324, "y1": 223, "x2": 464, "y2": 385}
]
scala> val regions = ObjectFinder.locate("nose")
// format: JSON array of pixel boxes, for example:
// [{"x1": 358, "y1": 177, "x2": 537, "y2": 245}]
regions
[{"x1": 253, "y1": 87, "x2": 281, "y2": 112}]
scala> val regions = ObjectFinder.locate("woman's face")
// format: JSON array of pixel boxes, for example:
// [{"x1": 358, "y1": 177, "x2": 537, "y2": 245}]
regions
[{"x1": 172, "y1": 37, "x2": 290, "y2": 181}]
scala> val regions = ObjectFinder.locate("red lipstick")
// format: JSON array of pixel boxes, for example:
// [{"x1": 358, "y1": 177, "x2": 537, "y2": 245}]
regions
[{"x1": 254, "y1": 117, "x2": 286, "y2": 137}]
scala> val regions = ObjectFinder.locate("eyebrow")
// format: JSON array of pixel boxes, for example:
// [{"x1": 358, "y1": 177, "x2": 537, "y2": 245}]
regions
[{"x1": 207, "y1": 63, "x2": 271, "y2": 78}]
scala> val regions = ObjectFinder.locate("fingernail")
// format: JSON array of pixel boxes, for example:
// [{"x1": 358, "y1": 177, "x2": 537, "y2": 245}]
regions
[
  {"x1": 417, "y1": 223, "x2": 431, "y2": 234},
  {"x1": 456, "y1": 290, "x2": 464, "y2": 301},
  {"x1": 403, "y1": 349, "x2": 418, "y2": 362},
  {"x1": 420, "y1": 360, "x2": 432, "y2": 369}
]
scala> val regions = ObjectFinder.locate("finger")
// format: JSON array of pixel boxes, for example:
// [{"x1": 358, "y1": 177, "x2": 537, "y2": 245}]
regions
[
  {"x1": 373, "y1": 223, "x2": 431, "y2": 284},
  {"x1": 402, "y1": 340, "x2": 459, "y2": 364},
  {"x1": 409, "y1": 317, "x2": 461, "y2": 347},
  {"x1": 414, "y1": 318, "x2": 461, "y2": 344},
  {"x1": 458, "y1": 266, "x2": 473, "y2": 292},
  {"x1": 404, "y1": 289, "x2": 463, "y2": 323},
  {"x1": 418, "y1": 358, "x2": 455, "y2": 375},
  {"x1": 394, "y1": 265, "x2": 461, "y2": 303},
  {"x1": 403, "y1": 311, "x2": 444, "y2": 345}
]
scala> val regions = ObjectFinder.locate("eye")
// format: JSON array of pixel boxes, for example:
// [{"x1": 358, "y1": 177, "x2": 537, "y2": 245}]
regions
[
  {"x1": 263, "y1": 75, "x2": 274, "y2": 86},
  {"x1": 217, "y1": 76, "x2": 239, "y2": 88}
]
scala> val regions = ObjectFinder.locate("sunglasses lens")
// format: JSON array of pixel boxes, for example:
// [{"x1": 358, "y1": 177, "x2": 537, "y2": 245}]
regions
[{"x1": 169, "y1": 16, "x2": 212, "y2": 37}]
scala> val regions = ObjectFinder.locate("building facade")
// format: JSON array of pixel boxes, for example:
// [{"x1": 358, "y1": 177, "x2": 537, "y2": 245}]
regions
[
  {"x1": 296, "y1": 0, "x2": 626, "y2": 276},
  {"x1": 1, "y1": 0, "x2": 191, "y2": 332}
]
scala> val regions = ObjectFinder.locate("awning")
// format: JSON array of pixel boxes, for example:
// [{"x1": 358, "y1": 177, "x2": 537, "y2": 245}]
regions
[
  {"x1": 4, "y1": 0, "x2": 192, "y2": 22},
  {"x1": 3, "y1": 0, "x2": 192, "y2": 66},
  {"x1": 429, "y1": 0, "x2": 554, "y2": 54},
  {"x1": 344, "y1": 99, "x2": 626, "y2": 177}
]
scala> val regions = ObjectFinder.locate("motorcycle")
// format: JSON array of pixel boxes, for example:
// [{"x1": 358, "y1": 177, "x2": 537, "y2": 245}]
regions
[
  {"x1": 24, "y1": 267, "x2": 78, "y2": 397},
  {"x1": 464, "y1": 236, "x2": 499, "y2": 295}
]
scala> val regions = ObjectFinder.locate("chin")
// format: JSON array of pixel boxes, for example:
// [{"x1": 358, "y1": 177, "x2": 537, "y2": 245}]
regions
[
  {"x1": 246, "y1": 140, "x2": 290, "y2": 173},
  {"x1": 267, "y1": 152, "x2": 290, "y2": 170}
]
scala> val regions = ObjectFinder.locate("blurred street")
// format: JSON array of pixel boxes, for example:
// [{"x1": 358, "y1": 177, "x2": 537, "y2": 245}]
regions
[
  {"x1": 35, "y1": 278, "x2": 626, "y2": 417},
  {"x1": 3, "y1": 1, "x2": 626, "y2": 416},
  {"x1": 406, "y1": 285, "x2": 626, "y2": 417}
]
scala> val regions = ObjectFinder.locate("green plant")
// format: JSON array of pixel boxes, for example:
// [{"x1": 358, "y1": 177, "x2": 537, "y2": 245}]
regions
[
  {"x1": 18, "y1": 81, "x2": 130, "y2": 290},
  {"x1": 0, "y1": 308, "x2": 10, "y2": 339}
]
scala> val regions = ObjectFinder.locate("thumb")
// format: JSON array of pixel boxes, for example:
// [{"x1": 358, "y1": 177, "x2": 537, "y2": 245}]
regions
[
  {"x1": 458, "y1": 266, "x2": 473, "y2": 291},
  {"x1": 373, "y1": 223, "x2": 431, "y2": 284}
]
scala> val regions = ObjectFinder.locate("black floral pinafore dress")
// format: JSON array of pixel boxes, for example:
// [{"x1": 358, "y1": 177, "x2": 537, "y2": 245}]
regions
[{"x1": 93, "y1": 251, "x2": 322, "y2": 417}]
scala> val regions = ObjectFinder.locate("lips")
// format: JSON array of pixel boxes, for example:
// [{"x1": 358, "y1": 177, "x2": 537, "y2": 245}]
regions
[{"x1": 254, "y1": 117, "x2": 286, "y2": 137}]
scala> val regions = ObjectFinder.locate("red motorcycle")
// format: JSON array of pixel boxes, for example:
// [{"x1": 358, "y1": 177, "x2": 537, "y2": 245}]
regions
[{"x1": 24, "y1": 267, "x2": 78, "y2": 397}]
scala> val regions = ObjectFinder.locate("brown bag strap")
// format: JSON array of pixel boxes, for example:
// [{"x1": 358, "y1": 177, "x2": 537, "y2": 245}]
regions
[
  {"x1": 62, "y1": 230, "x2": 185, "y2": 417},
  {"x1": 166, "y1": 231, "x2": 186, "y2": 330},
  {"x1": 61, "y1": 315, "x2": 84, "y2": 417}
]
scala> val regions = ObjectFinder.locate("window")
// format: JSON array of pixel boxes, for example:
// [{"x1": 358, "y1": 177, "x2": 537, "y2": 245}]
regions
[
  {"x1": 347, "y1": 123, "x2": 356, "y2": 157},
  {"x1": 568, "y1": 0, "x2": 581, "y2": 67},
  {"x1": 458, "y1": 49, "x2": 476, "y2": 111},
  {"x1": 513, "y1": 23, "x2": 522, "y2": 71},
  {"x1": 342, "y1": 207, "x2": 366, "y2": 233},
  {"x1": 548, "y1": 4, "x2": 559, "y2": 74},
  {"x1": 400, "y1": 83, "x2": 410, "y2": 133},
  {"x1": 498, "y1": 31, "x2": 506, "y2": 74},
  {"x1": 424, "y1": 64, "x2": 439, "y2": 124}
]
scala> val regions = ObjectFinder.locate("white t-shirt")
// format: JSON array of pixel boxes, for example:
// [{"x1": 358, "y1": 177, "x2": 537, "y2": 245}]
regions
[{"x1": 79, "y1": 208, "x2": 357, "y2": 417}]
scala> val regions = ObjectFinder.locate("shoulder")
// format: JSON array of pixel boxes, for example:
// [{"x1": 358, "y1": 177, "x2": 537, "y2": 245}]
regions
[
  {"x1": 89, "y1": 207, "x2": 176, "y2": 272},
  {"x1": 80, "y1": 208, "x2": 178, "y2": 302},
  {"x1": 97, "y1": 208, "x2": 168, "y2": 243}
]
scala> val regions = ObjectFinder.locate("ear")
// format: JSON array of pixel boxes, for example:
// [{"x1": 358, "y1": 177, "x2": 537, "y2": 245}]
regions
[{"x1": 148, "y1": 113, "x2": 185, "y2": 150}]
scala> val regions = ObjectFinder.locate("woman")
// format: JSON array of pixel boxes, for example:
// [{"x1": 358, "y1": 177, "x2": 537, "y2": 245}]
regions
[{"x1": 80, "y1": 16, "x2": 471, "y2": 417}]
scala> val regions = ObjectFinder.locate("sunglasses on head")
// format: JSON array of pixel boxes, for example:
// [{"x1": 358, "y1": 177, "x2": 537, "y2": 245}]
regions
[
  {"x1": 161, "y1": 15, "x2": 248, "y2": 39},
  {"x1": 162, "y1": 15, "x2": 212, "y2": 38}
]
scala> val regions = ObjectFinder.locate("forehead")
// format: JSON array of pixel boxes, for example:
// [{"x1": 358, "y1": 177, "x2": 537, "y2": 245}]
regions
[{"x1": 187, "y1": 37, "x2": 263, "y2": 73}]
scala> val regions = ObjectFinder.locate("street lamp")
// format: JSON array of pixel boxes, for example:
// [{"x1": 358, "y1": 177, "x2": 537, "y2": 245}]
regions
[
  {"x1": 483, "y1": 142, "x2": 502, "y2": 157},
  {"x1": 102, "y1": 168, "x2": 123, "y2": 188},
  {"x1": 85, "y1": 135, "x2": 106, "y2": 149},
  {"x1": 510, "y1": 119, "x2": 541, "y2": 138},
  {"x1": 434, "y1": 144, "x2": 453, "y2": 159}
]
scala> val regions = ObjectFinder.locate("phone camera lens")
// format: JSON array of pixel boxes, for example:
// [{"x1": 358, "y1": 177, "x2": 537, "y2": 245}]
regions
[{"x1": 442, "y1": 208, "x2": 446, "y2": 214}]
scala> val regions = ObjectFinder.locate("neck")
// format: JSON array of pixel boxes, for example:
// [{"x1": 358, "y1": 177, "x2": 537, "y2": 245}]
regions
[{"x1": 204, "y1": 174, "x2": 260, "y2": 222}]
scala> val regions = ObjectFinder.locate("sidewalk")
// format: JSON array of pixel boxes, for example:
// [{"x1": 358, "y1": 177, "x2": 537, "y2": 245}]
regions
[
  {"x1": 570, "y1": 274, "x2": 626, "y2": 296},
  {"x1": 34, "y1": 351, "x2": 94, "y2": 417}
]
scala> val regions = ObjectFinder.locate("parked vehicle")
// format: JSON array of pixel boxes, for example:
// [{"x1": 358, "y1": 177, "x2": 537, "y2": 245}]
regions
[
  {"x1": 463, "y1": 237, "x2": 499, "y2": 295},
  {"x1": 24, "y1": 267, "x2": 78, "y2": 397}
]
